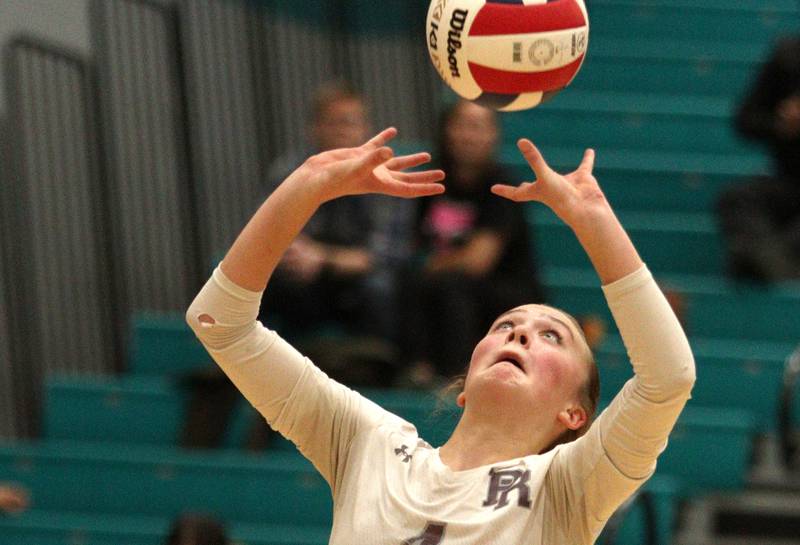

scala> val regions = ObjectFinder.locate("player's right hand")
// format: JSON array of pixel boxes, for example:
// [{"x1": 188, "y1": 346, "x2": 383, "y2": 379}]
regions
[{"x1": 298, "y1": 128, "x2": 446, "y2": 203}]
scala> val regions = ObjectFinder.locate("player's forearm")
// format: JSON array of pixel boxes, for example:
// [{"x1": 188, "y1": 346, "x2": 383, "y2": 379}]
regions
[
  {"x1": 568, "y1": 203, "x2": 643, "y2": 286},
  {"x1": 220, "y1": 171, "x2": 327, "y2": 292}
]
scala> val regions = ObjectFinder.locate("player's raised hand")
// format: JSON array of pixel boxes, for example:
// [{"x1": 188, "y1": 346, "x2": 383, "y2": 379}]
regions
[
  {"x1": 301, "y1": 127, "x2": 446, "y2": 202},
  {"x1": 491, "y1": 139, "x2": 607, "y2": 228}
]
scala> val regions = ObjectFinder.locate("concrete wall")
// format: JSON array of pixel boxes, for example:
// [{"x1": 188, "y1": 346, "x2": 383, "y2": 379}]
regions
[{"x1": 0, "y1": 0, "x2": 91, "y2": 113}]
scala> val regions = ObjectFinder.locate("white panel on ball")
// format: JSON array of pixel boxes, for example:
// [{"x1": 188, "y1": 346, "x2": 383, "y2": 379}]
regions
[{"x1": 426, "y1": 0, "x2": 484, "y2": 100}]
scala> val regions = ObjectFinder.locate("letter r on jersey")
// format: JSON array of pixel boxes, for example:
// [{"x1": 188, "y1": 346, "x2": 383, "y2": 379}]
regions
[{"x1": 482, "y1": 468, "x2": 533, "y2": 510}]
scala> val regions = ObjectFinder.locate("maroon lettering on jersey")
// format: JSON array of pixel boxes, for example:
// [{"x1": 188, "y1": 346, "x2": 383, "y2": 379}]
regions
[
  {"x1": 402, "y1": 522, "x2": 447, "y2": 545},
  {"x1": 482, "y1": 466, "x2": 533, "y2": 510}
]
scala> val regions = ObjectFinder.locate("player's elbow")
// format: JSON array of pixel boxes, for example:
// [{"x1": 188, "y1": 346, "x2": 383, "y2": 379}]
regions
[
  {"x1": 185, "y1": 300, "x2": 215, "y2": 341},
  {"x1": 185, "y1": 301, "x2": 227, "y2": 349},
  {"x1": 674, "y1": 359, "x2": 697, "y2": 393},
  {"x1": 662, "y1": 357, "x2": 696, "y2": 398}
]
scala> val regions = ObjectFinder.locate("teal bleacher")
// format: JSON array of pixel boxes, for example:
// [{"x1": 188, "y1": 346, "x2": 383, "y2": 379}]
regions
[
  {"x1": 3, "y1": 1, "x2": 800, "y2": 544},
  {"x1": 3, "y1": 372, "x2": 754, "y2": 545}
]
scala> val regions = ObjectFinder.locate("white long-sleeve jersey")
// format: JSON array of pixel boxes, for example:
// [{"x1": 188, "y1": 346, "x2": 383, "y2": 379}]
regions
[{"x1": 186, "y1": 264, "x2": 695, "y2": 544}]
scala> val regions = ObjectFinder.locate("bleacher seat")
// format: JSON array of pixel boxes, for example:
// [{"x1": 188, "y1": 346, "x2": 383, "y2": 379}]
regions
[
  {"x1": 0, "y1": 510, "x2": 331, "y2": 545},
  {"x1": 501, "y1": 153, "x2": 767, "y2": 214},
  {"x1": 40, "y1": 377, "x2": 756, "y2": 500},
  {"x1": 574, "y1": 40, "x2": 763, "y2": 97},
  {"x1": 129, "y1": 313, "x2": 212, "y2": 376},
  {"x1": 44, "y1": 376, "x2": 185, "y2": 446},
  {"x1": 501, "y1": 91, "x2": 750, "y2": 155},
  {"x1": 597, "y1": 335, "x2": 788, "y2": 432},
  {"x1": 0, "y1": 441, "x2": 332, "y2": 526},
  {"x1": 586, "y1": 1, "x2": 799, "y2": 43},
  {"x1": 540, "y1": 266, "x2": 800, "y2": 344},
  {"x1": 531, "y1": 210, "x2": 725, "y2": 276}
]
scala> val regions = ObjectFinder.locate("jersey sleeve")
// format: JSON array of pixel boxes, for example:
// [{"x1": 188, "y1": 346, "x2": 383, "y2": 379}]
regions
[
  {"x1": 545, "y1": 265, "x2": 696, "y2": 543},
  {"x1": 185, "y1": 266, "x2": 394, "y2": 494}
]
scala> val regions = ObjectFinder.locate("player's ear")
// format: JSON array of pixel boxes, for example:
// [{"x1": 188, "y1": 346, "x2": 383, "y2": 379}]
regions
[
  {"x1": 557, "y1": 404, "x2": 587, "y2": 431},
  {"x1": 456, "y1": 391, "x2": 466, "y2": 408}
]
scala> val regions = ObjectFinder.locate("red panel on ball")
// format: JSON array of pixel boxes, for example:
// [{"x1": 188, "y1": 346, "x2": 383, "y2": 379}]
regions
[
  {"x1": 469, "y1": 0, "x2": 586, "y2": 36},
  {"x1": 468, "y1": 55, "x2": 584, "y2": 93}
]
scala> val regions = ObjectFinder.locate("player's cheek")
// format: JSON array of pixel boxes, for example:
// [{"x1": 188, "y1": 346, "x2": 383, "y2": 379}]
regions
[
  {"x1": 468, "y1": 335, "x2": 496, "y2": 369},
  {"x1": 536, "y1": 354, "x2": 569, "y2": 392}
]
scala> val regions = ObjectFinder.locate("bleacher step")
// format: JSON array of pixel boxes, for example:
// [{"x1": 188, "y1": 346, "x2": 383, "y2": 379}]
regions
[
  {"x1": 713, "y1": 491, "x2": 800, "y2": 540},
  {"x1": 746, "y1": 434, "x2": 800, "y2": 493},
  {"x1": 675, "y1": 491, "x2": 800, "y2": 545},
  {"x1": 680, "y1": 537, "x2": 800, "y2": 545}
]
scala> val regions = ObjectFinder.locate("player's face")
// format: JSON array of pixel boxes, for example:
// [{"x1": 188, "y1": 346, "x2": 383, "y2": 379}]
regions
[
  {"x1": 463, "y1": 304, "x2": 588, "y2": 416},
  {"x1": 313, "y1": 98, "x2": 370, "y2": 151},
  {"x1": 445, "y1": 102, "x2": 498, "y2": 170}
]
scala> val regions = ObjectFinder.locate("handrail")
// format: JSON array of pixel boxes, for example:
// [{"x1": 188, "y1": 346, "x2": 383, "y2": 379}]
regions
[
  {"x1": 600, "y1": 488, "x2": 658, "y2": 545},
  {"x1": 779, "y1": 344, "x2": 800, "y2": 469}
]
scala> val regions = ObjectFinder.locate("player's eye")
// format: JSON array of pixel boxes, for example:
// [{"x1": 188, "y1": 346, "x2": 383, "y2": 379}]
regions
[
  {"x1": 495, "y1": 320, "x2": 514, "y2": 331},
  {"x1": 542, "y1": 329, "x2": 563, "y2": 344}
]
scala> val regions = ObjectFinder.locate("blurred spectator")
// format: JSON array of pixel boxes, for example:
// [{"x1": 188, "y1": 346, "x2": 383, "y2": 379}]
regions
[
  {"x1": 259, "y1": 81, "x2": 400, "y2": 381},
  {"x1": 717, "y1": 36, "x2": 800, "y2": 283},
  {"x1": 165, "y1": 514, "x2": 230, "y2": 545},
  {"x1": 0, "y1": 484, "x2": 29, "y2": 515},
  {"x1": 180, "y1": 82, "x2": 401, "y2": 449},
  {"x1": 396, "y1": 100, "x2": 545, "y2": 387}
]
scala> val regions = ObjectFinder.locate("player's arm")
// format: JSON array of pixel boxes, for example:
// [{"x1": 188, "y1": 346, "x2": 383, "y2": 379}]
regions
[
  {"x1": 185, "y1": 129, "x2": 444, "y2": 487},
  {"x1": 494, "y1": 141, "x2": 695, "y2": 533},
  {"x1": 221, "y1": 128, "x2": 444, "y2": 292},
  {"x1": 491, "y1": 139, "x2": 641, "y2": 284}
]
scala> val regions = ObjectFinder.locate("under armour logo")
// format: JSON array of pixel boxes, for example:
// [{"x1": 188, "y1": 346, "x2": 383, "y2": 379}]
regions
[
  {"x1": 482, "y1": 467, "x2": 532, "y2": 510},
  {"x1": 394, "y1": 445, "x2": 413, "y2": 463}
]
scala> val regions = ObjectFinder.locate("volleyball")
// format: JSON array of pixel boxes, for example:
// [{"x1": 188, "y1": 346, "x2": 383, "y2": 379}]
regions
[{"x1": 426, "y1": 0, "x2": 589, "y2": 112}]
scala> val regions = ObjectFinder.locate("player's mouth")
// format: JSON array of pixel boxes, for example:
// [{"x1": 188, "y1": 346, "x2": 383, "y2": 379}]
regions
[{"x1": 493, "y1": 349, "x2": 528, "y2": 374}]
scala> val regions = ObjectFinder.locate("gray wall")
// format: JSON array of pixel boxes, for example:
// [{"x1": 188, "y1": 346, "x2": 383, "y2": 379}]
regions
[
  {"x1": 0, "y1": 0, "x2": 442, "y2": 438},
  {"x1": 0, "y1": 0, "x2": 91, "y2": 113}
]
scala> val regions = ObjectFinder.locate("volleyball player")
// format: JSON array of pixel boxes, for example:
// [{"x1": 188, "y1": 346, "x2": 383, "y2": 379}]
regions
[{"x1": 186, "y1": 128, "x2": 695, "y2": 544}]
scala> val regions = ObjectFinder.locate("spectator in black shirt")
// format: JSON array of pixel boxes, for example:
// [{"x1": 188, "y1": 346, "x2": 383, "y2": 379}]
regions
[
  {"x1": 261, "y1": 82, "x2": 381, "y2": 335},
  {"x1": 397, "y1": 100, "x2": 545, "y2": 386},
  {"x1": 717, "y1": 36, "x2": 800, "y2": 282}
]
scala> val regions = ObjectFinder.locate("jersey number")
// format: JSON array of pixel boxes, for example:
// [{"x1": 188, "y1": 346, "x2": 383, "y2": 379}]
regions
[{"x1": 402, "y1": 522, "x2": 447, "y2": 545}]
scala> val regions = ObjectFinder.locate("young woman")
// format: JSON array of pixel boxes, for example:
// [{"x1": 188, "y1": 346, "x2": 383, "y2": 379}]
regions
[
  {"x1": 399, "y1": 100, "x2": 544, "y2": 385},
  {"x1": 186, "y1": 128, "x2": 695, "y2": 544}
]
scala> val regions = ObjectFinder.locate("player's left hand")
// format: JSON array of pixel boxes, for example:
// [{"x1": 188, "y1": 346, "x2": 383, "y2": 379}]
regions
[{"x1": 491, "y1": 139, "x2": 609, "y2": 228}]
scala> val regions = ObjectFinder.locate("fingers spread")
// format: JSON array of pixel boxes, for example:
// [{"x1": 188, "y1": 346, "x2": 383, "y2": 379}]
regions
[
  {"x1": 491, "y1": 184, "x2": 523, "y2": 201},
  {"x1": 359, "y1": 146, "x2": 394, "y2": 173},
  {"x1": 579, "y1": 148, "x2": 596, "y2": 172},
  {"x1": 365, "y1": 127, "x2": 398, "y2": 149},
  {"x1": 491, "y1": 182, "x2": 538, "y2": 202},
  {"x1": 383, "y1": 180, "x2": 446, "y2": 199},
  {"x1": 517, "y1": 139, "x2": 551, "y2": 178},
  {"x1": 386, "y1": 152, "x2": 431, "y2": 172},
  {"x1": 403, "y1": 169, "x2": 446, "y2": 185}
]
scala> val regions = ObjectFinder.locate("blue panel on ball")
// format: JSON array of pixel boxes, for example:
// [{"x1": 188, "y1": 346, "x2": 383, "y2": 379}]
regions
[{"x1": 474, "y1": 92, "x2": 521, "y2": 110}]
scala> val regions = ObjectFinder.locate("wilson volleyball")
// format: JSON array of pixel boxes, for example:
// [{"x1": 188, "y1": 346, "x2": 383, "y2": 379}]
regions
[{"x1": 426, "y1": 0, "x2": 589, "y2": 111}]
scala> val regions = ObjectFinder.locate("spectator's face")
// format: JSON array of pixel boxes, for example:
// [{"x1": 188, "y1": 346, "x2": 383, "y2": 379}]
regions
[
  {"x1": 445, "y1": 102, "x2": 498, "y2": 169},
  {"x1": 312, "y1": 98, "x2": 370, "y2": 151}
]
